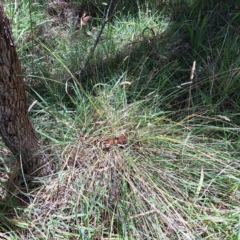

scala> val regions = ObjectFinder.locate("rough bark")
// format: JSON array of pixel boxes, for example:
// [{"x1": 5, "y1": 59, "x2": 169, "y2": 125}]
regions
[{"x1": 0, "y1": 3, "x2": 52, "y2": 177}]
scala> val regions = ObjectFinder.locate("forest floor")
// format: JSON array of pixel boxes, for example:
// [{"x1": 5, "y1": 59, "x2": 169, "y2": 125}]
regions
[{"x1": 0, "y1": 1, "x2": 240, "y2": 239}]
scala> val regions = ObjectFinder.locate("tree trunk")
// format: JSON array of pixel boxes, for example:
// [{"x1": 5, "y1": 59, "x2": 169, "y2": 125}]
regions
[{"x1": 0, "y1": 3, "x2": 52, "y2": 177}]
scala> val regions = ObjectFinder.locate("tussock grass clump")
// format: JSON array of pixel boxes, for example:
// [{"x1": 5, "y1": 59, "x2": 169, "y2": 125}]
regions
[{"x1": 2, "y1": 85, "x2": 240, "y2": 239}]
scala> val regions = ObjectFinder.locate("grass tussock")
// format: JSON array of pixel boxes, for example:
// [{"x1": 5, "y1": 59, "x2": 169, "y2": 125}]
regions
[{"x1": 1, "y1": 0, "x2": 240, "y2": 239}]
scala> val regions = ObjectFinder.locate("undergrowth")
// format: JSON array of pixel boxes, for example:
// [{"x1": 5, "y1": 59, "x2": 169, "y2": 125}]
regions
[{"x1": 0, "y1": 0, "x2": 240, "y2": 239}]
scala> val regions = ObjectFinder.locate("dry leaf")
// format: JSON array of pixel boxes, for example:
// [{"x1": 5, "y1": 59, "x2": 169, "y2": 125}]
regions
[
  {"x1": 120, "y1": 81, "x2": 133, "y2": 86},
  {"x1": 218, "y1": 115, "x2": 230, "y2": 122},
  {"x1": 80, "y1": 11, "x2": 91, "y2": 26},
  {"x1": 103, "y1": 134, "x2": 128, "y2": 149},
  {"x1": 190, "y1": 61, "x2": 196, "y2": 80}
]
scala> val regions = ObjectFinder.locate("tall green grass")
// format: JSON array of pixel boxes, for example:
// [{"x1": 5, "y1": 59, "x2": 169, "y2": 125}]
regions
[{"x1": 1, "y1": 0, "x2": 240, "y2": 239}]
